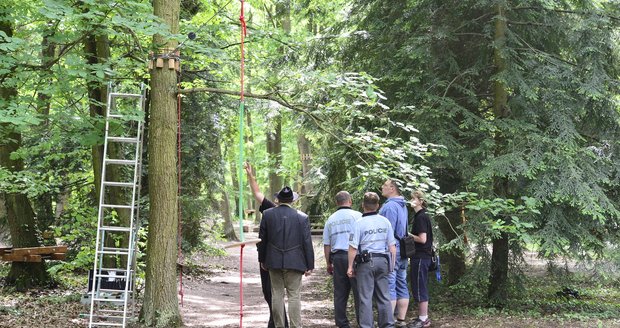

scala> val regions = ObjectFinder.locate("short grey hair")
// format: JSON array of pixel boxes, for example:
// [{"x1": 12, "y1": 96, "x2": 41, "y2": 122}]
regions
[
  {"x1": 335, "y1": 191, "x2": 351, "y2": 205},
  {"x1": 363, "y1": 192, "x2": 380, "y2": 211}
]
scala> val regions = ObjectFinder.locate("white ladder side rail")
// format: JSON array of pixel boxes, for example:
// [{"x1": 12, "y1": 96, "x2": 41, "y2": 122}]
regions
[
  {"x1": 129, "y1": 85, "x2": 147, "y2": 317},
  {"x1": 119, "y1": 84, "x2": 146, "y2": 324}
]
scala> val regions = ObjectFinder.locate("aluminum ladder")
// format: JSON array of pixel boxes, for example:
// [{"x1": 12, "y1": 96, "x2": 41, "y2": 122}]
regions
[{"x1": 89, "y1": 83, "x2": 145, "y2": 327}]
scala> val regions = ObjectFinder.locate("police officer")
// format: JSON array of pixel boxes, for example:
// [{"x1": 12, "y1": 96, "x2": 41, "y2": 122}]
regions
[
  {"x1": 323, "y1": 191, "x2": 362, "y2": 328},
  {"x1": 347, "y1": 192, "x2": 397, "y2": 328}
]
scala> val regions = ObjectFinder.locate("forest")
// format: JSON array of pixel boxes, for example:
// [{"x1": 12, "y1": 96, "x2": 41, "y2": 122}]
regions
[{"x1": 0, "y1": 0, "x2": 619, "y2": 327}]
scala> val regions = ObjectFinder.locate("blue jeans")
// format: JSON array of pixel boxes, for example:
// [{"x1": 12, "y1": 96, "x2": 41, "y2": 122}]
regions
[{"x1": 388, "y1": 251, "x2": 410, "y2": 300}]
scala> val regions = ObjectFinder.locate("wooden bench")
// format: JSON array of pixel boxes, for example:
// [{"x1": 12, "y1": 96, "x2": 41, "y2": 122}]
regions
[{"x1": 0, "y1": 245, "x2": 67, "y2": 262}]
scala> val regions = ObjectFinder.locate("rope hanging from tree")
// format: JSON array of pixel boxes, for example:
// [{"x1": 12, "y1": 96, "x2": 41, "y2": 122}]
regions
[
  {"x1": 174, "y1": 0, "x2": 250, "y2": 321},
  {"x1": 237, "y1": 1, "x2": 248, "y2": 327},
  {"x1": 177, "y1": 49, "x2": 185, "y2": 307}
]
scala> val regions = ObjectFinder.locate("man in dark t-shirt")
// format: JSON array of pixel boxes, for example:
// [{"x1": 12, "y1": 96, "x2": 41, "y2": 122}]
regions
[{"x1": 245, "y1": 163, "x2": 289, "y2": 328}]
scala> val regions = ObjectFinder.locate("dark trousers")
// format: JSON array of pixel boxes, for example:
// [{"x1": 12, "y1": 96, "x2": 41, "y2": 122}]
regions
[
  {"x1": 261, "y1": 266, "x2": 289, "y2": 328},
  {"x1": 355, "y1": 257, "x2": 393, "y2": 328},
  {"x1": 332, "y1": 252, "x2": 359, "y2": 328}
]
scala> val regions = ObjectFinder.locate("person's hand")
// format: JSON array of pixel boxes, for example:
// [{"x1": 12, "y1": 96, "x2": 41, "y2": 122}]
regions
[
  {"x1": 244, "y1": 162, "x2": 254, "y2": 178},
  {"x1": 347, "y1": 268, "x2": 355, "y2": 278},
  {"x1": 304, "y1": 269, "x2": 313, "y2": 276},
  {"x1": 326, "y1": 263, "x2": 334, "y2": 275}
]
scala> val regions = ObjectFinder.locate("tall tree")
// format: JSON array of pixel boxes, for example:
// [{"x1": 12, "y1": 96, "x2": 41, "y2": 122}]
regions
[
  {"x1": 487, "y1": 2, "x2": 511, "y2": 304},
  {"x1": 140, "y1": 0, "x2": 182, "y2": 325},
  {"x1": 32, "y1": 26, "x2": 56, "y2": 234},
  {"x1": 0, "y1": 13, "x2": 51, "y2": 290}
]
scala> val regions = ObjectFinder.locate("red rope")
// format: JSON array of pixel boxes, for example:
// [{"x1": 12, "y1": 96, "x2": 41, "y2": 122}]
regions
[
  {"x1": 177, "y1": 56, "x2": 184, "y2": 307},
  {"x1": 239, "y1": 2, "x2": 247, "y2": 327},
  {"x1": 239, "y1": 0, "x2": 247, "y2": 101},
  {"x1": 239, "y1": 244, "x2": 245, "y2": 328}
]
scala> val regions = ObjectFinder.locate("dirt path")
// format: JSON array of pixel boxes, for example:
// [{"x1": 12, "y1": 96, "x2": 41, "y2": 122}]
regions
[{"x1": 180, "y1": 234, "x2": 333, "y2": 328}]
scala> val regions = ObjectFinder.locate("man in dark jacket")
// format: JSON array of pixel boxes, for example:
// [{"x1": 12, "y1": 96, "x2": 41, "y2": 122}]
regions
[
  {"x1": 245, "y1": 163, "x2": 288, "y2": 328},
  {"x1": 258, "y1": 186, "x2": 314, "y2": 328}
]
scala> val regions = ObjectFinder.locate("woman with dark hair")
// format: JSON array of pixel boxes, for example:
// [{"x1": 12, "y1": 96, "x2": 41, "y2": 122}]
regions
[{"x1": 408, "y1": 190, "x2": 433, "y2": 328}]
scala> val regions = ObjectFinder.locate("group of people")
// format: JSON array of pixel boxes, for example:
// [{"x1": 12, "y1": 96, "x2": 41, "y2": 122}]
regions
[{"x1": 245, "y1": 163, "x2": 434, "y2": 328}]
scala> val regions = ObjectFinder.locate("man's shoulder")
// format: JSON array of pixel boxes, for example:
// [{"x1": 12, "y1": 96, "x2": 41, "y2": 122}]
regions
[
  {"x1": 327, "y1": 209, "x2": 360, "y2": 221},
  {"x1": 379, "y1": 201, "x2": 395, "y2": 214},
  {"x1": 375, "y1": 214, "x2": 392, "y2": 226},
  {"x1": 344, "y1": 208, "x2": 363, "y2": 218},
  {"x1": 381, "y1": 198, "x2": 400, "y2": 209},
  {"x1": 296, "y1": 209, "x2": 308, "y2": 219},
  {"x1": 262, "y1": 206, "x2": 283, "y2": 218}
]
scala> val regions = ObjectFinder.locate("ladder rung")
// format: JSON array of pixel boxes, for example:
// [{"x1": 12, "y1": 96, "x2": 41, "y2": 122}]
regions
[
  {"x1": 99, "y1": 289, "x2": 133, "y2": 293},
  {"x1": 107, "y1": 137, "x2": 139, "y2": 143},
  {"x1": 97, "y1": 249, "x2": 130, "y2": 256},
  {"x1": 103, "y1": 181, "x2": 135, "y2": 188},
  {"x1": 107, "y1": 114, "x2": 124, "y2": 118},
  {"x1": 91, "y1": 313, "x2": 126, "y2": 319},
  {"x1": 95, "y1": 273, "x2": 127, "y2": 279},
  {"x1": 104, "y1": 159, "x2": 137, "y2": 165},
  {"x1": 100, "y1": 226, "x2": 132, "y2": 232},
  {"x1": 97, "y1": 268, "x2": 130, "y2": 273},
  {"x1": 90, "y1": 323, "x2": 124, "y2": 327},
  {"x1": 92, "y1": 297, "x2": 126, "y2": 303},
  {"x1": 92, "y1": 270, "x2": 132, "y2": 278},
  {"x1": 98, "y1": 309, "x2": 127, "y2": 314},
  {"x1": 109, "y1": 92, "x2": 142, "y2": 98},
  {"x1": 101, "y1": 204, "x2": 133, "y2": 209}
]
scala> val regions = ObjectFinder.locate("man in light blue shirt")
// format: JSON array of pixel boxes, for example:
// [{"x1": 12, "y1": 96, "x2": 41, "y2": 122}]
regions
[
  {"x1": 347, "y1": 192, "x2": 397, "y2": 328},
  {"x1": 380, "y1": 179, "x2": 410, "y2": 327},
  {"x1": 323, "y1": 191, "x2": 362, "y2": 328}
]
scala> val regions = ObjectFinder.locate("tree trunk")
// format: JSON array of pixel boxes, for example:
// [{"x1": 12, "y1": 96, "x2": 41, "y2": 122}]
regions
[
  {"x1": 220, "y1": 143, "x2": 237, "y2": 241},
  {"x1": 266, "y1": 116, "x2": 282, "y2": 197},
  {"x1": 246, "y1": 105, "x2": 262, "y2": 223},
  {"x1": 32, "y1": 29, "x2": 56, "y2": 234},
  {"x1": 487, "y1": 3, "x2": 510, "y2": 307},
  {"x1": 0, "y1": 17, "x2": 51, "y2": 291},
  {"x1": 54, "y1": 189, "x2": 70, "y2": 219},
  {"x1": 297, "y1": 133, "x2": 312, "y2": 212},
  {"x1": 85, "y1": 32, "x2": 131, "y2": 267},
  {"x1": 84, "y1": 32, "x2": 110, "y2": 205},
  {"x1": 434, "y1": 170, "x2": 467, "y2": 286},
  {"x1": 0, "y1": 194, "x2": 8, "y2": 246},
  {"x1": 225, "y1": 147, "x2": 239, "y2": 240},
  {"x1": 140, "y1": 0, "x2": 182, "y2": 325},
  {"x1": 245, "y1": 66, "x2": 260, "y2": 223},
  {"x1": 266, "y1": 0, "x2": 290, "y2": 198},
  {"x1": 435, "y1": 208, "x2": 466, "y2": 286},
  {"x1": 221, "y1": 190, "x2": 237, "y2": 241}
]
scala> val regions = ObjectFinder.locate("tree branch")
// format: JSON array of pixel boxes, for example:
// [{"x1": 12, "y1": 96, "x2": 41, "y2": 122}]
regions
[
  {"x1": 512, "y1": 6, "x2": 620, "y2": 22},
  {"x1": 178, "y1": 87, "x2": 370, "y2": 165}
]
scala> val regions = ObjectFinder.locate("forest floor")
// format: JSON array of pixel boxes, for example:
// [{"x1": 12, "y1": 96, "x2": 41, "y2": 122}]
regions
[{"x1": 1, "y1": 230, "x2": 620, "y2": 327}]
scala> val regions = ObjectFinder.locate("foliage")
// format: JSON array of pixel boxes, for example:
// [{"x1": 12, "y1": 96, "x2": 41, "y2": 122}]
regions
[
  {"x1": 431, "y1": 263, "x2": 620, "y2": 320},
  {"x1": 333, "y1": 0, "x2": 620, "y2": 303},
  {"x1": 0, "y1": 0, "x2": 619, "y2": 317}
]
